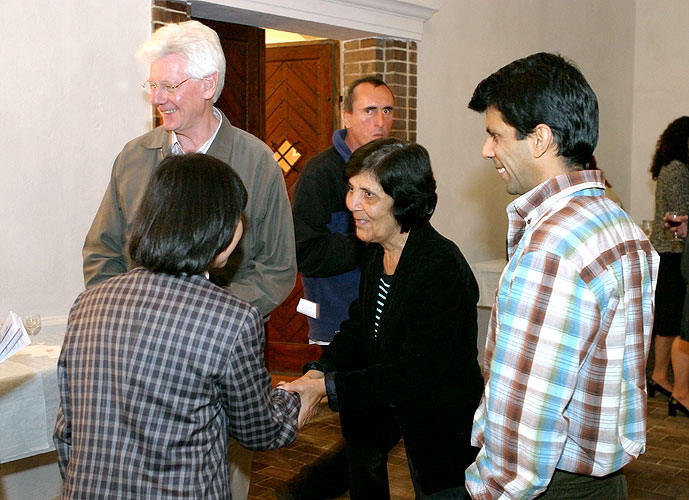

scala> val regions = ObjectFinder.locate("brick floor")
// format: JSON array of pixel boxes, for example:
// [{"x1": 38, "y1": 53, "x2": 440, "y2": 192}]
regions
[
  {"x1": 248, "y1": 400, "x2": 412, "y2": 500},
  {"x1": 626, "y1": 394, "x2": 689, "y2": 500},
  {"x1": 249, "y1": 386, "x2": 689, "y2": 499}
]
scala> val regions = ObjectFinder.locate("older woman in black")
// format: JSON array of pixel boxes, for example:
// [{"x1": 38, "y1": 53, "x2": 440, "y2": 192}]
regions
[{"x1": 283, "y1": 138, "x2": 483, "y2": 499}]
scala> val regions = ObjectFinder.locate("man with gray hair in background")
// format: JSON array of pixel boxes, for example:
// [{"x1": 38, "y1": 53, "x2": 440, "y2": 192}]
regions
[
  {"x1": 292, "y1": 75, "x2": 395, "y2": 348},
  {"x1": 82, "y1": 20, "x2": 297, "y2": 499}
]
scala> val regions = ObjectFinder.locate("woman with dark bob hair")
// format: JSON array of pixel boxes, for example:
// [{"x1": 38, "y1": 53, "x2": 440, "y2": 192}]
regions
[
  {"x1": 55, "y1": 154, "x2": 300, "y2": 499},
  {"x1": 128, "y1": 153, "x2": 248, "y2": 275},
  {"x1": 282, "y1": 138, "x2": 484, "y2": 499}
]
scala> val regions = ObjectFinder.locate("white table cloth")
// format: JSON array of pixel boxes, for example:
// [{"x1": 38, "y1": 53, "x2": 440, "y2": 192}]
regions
[
  {"x1": 0, "y1": 326, "x2": 64, "y2": 463},
  {"x1": 473, "y1": 258, "x2": 507, "y2": 308}
]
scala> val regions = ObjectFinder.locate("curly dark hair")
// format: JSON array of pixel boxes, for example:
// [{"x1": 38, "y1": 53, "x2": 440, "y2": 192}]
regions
[{"x1": 650, "y1": 116, "x2": 689, "y2": 179}]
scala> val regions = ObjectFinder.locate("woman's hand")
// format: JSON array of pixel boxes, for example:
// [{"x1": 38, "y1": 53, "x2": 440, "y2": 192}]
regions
[
  {"x1": 278, "y1": 371, "x2": 327, "y2": 429},
  {"x1": 663, "y1": 214, "x2": 689, "y2": 238}
]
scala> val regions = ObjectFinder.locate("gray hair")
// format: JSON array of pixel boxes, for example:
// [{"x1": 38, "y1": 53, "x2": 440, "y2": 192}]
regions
[
  {"x1": 137, "y1": 20, "x2": 226, "y2": 103},
  {"x1": 343, "y1": 76, "x2": 392, "y2": 112}
]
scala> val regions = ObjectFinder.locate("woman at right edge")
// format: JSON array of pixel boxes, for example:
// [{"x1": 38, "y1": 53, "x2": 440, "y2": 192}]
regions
[
  {"x1": 665, "y1": 212, "x2": 689, "y2": 418},
  {"x1": 282, "y1": 137, "x2": 484, "y2": 499},
  {"x1": 648, "y1": 117, "x2": 689, "y2": 403}
]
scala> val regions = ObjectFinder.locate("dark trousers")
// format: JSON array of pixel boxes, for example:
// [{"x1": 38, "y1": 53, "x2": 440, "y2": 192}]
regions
[
  {"x1": 406, "y1": 449, "x2": 470, "y2": 499},
  {"x1": 341, "y1": 407, "x2": 402, "y2": 500},
  {"x1": 276, "y1": 408, "x2": 397, "y2": 500},
  {"x1": 535, "y1": 469, "x2": 627, "y2": 499}
]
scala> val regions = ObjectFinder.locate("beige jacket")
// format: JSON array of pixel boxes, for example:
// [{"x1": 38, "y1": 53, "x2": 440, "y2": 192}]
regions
[{"x1": 83, "y1": 111, "x2": 296, "y2": 317}]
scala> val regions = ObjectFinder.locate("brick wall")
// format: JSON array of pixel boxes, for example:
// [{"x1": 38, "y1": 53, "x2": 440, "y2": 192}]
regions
[
  {"x1": 342, "y1": 38, "x2": 417, "y2": 142},
  {"x1": 151, "y1": 0, "x2": 189, "y2": 28}
]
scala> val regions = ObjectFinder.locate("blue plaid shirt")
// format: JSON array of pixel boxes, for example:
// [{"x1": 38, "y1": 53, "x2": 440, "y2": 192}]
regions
[{"x1": 466, "y1": 170, "x2": 658, "y2": 499}]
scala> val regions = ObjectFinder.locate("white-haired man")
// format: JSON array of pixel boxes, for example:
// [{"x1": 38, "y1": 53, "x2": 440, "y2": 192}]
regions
[{"x1": 82, "y1": 20, "x2": 297, "y2": 499}]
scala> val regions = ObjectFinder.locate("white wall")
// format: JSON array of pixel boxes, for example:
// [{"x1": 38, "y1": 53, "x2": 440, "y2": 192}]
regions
[
  {"x1": 630, "y1": 0, "x2": 689, "y2": 223},
  {"x1": 3, "y1": 0, "x2": 688, "y2": 324},
  {"x1": 0, "y1": 1, "x2": 151, "y2": 320},
  {"x1": 418, "y1": 0, "x2": 636, "y2": 264}
]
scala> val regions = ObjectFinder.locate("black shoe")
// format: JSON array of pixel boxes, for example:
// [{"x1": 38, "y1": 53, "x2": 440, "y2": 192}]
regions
[
  {"x1": 648, "y1": 379, "x2": 672, "y2": 398},
  {"x1": 669, "y1": 397, "x2": 689, "y2": 417}
]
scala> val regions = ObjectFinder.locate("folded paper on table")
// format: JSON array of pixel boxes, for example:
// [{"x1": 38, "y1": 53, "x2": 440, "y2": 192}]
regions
[{"x1": 0, "y1": 311, "x2": 32, "y2": 363}]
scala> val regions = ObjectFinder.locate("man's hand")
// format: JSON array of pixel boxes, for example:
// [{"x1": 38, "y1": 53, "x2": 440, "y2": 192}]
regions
[{"x1": 278, "y1": 370, "x2": 327, "y2": 429}]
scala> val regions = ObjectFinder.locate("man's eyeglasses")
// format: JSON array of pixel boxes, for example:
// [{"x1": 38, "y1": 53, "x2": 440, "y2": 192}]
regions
[{"x1": 141, "y1": 77, "x2": 191, "y2": 95}]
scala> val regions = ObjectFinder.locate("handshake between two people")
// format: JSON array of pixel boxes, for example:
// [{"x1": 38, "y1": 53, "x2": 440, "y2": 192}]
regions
[{"x1": 277, "y1": 370, "x2": 328, "y2": 430}]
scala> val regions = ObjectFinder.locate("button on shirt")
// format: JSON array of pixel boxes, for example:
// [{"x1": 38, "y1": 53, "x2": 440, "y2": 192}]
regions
[{"x1": 466, "y1": 169, "x2": 659, "y2": 499}]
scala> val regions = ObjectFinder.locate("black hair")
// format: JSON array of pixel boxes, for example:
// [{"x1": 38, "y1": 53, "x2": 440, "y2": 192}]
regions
[
  {"x1": 343, "y1": 75, "x2": 393, "y2": 112},
  {"x1": 468, "y1": 52, "x2": 598, "y2": 170},
  {"x1": 650, "y1": 116, "x2": 689, "y2": 179},
  {"x1": 128, "y1": 153, "x2": 247, "y2": 275},
  {"x1": 344, "y1": 137, "x2": 436, "y2": 233}
]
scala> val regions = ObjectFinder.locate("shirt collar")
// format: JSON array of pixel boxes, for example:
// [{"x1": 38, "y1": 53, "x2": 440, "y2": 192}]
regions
[
  {"x1": 332, "y1": 129, "x2": 353, "y2": 162},
  {"x1": 506, "y1": 169, "x2": 606, "y2": 257},
  {"x1": 170, "y1": 107, "x2": 223, "y2": 155}
]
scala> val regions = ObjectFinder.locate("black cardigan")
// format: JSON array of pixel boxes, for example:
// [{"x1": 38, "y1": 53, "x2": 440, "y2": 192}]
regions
[{"x1": 314, "y1": 221, "x2": 484, "y2": 493}]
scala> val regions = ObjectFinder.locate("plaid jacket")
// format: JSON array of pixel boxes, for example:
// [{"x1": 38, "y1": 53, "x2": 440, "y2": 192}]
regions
[{"x1": 54, "y1": 268, "x2": 299, "y2": 499}]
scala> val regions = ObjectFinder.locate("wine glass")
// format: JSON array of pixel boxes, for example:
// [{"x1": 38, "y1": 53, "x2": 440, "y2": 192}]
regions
[
  {"x1": 665, "y1": 211, "x2": 684, "y2": 240},
  {"x1": 22, "y1": 313, "x2": 41, "y2": 336},
  {"x1": 641, "y1": 220, "x2": 652, "y2": 239}
]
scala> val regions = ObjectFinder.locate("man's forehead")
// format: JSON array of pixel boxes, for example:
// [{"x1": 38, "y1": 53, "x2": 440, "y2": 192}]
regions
[
  {"x1": 149, "y1": 53, "x2": 187, "y2": 77},
  {"x1": 351, "y1": 83, "x2": 394, "y2": 108},
  {"x1": 485, "y1": 107, "x2": 511, "y2": 130}
]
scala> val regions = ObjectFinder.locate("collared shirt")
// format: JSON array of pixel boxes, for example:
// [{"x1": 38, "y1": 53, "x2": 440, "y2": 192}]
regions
[
  {"x1": 466, "y1": 169, "x2": 658, "y2": 500},
  {"x1": 171, "y1": 107, "x2": 223, "y2": 155}
]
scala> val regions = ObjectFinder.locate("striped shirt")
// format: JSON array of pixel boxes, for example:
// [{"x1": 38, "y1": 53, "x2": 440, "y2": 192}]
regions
[
  {"x1": 466, "y1": 170, "x2": 658, "y2": 499},
  {"x1": 373, "y1": 274, "x2": 392, "y2": 337}
]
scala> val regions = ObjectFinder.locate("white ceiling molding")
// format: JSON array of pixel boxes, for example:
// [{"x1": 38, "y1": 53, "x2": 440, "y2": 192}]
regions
[{"x1": 190, "y1": 0, "x2": 440, "y2": 41}]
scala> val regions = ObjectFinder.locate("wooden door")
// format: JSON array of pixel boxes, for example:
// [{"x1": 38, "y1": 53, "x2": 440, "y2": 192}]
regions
[
  {"x1": 196, "y1": 18, "x2": 265, "y2": 139},
  {"x1": 264, "y1": 42, "x2": 339, "y2": 373}
]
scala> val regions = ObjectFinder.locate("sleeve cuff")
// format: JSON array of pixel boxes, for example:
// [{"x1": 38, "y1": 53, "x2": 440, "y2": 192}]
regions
[
  {"x1": 303, "y1": 360, "x2": 330, "y2": 374},
  {"x1": 325, "y1": 372, "x2": 339, "y2": 412}
]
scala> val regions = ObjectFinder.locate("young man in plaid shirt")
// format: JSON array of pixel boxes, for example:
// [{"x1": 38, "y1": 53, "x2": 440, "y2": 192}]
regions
[{"x1": 465, "y1": 52, "x2": 658, "y2": 499}]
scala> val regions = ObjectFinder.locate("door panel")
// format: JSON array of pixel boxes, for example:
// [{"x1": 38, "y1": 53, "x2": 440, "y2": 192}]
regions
[
  {"x1": 183, "y1": 22, "x2": 337, "y2": 373},
  {"x1": 264, "y1": 42, "x2": 338, "y2": 373},
  {"x1": 196, "y1": 18, "x2": 265, "y2": 139}
]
